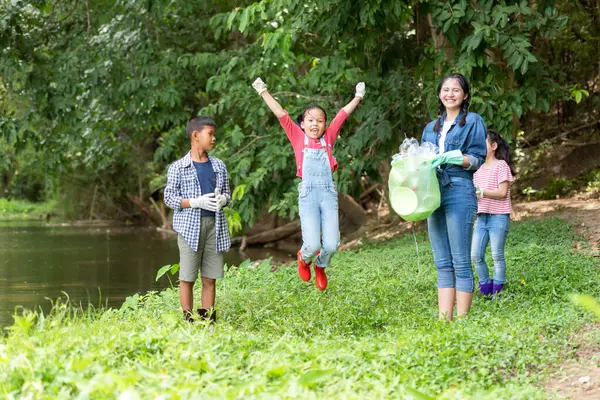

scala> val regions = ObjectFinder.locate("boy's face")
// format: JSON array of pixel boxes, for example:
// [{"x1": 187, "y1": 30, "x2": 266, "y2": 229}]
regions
[
  {"x1": 301, "y1": 108, "x2": 326, "y2": 139},
  {"x1": 192, "y1": 126, "x2": 216, "y2": 151}
]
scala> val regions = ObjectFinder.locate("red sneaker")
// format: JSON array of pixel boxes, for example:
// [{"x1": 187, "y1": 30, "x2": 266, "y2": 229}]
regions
[
  {"x1": 297, "y1": 250, "x2": 311, "y2": 281},
  {"x1": 314, "y1": 265, "x2": 328, "y2": 290}
]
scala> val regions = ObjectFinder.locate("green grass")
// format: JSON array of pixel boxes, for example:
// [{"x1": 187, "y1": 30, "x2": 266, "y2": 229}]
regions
[
  {"x1": 1, "y1": 218, "x2": 599, "y2": 399},
  {"x1": 0, "y1": 198, "x2": 56, "y2": 221}
]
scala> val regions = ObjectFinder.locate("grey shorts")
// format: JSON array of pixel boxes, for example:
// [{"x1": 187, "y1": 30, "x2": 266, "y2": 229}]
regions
[{"x1": 178, "y1": 217, "x2": 224, "y2": 282}]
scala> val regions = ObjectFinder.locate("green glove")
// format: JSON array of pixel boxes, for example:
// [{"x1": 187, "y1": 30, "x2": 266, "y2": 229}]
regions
[{"x1": 431, "y1": 150, "x2": 464, "y2": 168}]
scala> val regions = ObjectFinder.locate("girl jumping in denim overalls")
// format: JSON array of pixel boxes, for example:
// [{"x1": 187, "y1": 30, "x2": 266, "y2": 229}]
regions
[
  {"x1": 422, "y1": 73, "x2": 487, "y2": 321},
  {"x1": 252, "y1": 77, "x2": 365, "y2": 290}
]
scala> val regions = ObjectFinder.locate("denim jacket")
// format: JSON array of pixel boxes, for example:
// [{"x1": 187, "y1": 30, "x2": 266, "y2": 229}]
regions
[{"x1": 421, "y1": 111, "x2": 487, "y2": 186}]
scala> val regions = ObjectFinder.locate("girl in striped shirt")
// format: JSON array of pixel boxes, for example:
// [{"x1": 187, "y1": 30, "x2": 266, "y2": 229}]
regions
[{"x1": 471, "y1": 129, "x2": 515, "y2": 296}]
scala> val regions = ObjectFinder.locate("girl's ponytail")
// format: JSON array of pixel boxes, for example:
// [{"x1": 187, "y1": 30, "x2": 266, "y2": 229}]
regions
[{"x1": 487, "y1": 129, "x2": 516, "y2": 177}]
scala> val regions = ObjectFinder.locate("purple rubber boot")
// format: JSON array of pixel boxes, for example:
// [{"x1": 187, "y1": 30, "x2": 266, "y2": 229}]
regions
[
  {"x1": 492, "y1": 283, "x2": 504, "y2": 296},
  {"x1": 479, "y1": 280, "x2": 494, "y2": 296}
]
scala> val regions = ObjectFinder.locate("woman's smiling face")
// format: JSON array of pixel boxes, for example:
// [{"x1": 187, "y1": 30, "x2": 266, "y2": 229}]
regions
[{"x1": 439, "y1": 78, "x2": 468, "y2": 111}]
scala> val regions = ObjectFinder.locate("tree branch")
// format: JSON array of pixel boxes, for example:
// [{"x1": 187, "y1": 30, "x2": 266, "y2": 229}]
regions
[
  {"x1": 232, "y1": 134, "x2": 277, "y2": 157},
  {"x1": 85, "y1": 0, "x2": 91, "y2": 32},
  {"x1": 56, "y1": 0, "x2": 80, "y2": 25}
]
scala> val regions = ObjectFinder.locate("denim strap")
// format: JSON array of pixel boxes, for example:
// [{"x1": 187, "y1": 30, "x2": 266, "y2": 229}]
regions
[{"x1": 304, "y1": 134, "x2": 327, "y2": 148}]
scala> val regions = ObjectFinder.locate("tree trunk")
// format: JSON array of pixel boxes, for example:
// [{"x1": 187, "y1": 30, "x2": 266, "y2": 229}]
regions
[
  {"x1": 427, "y1": 13, "x2": 454, "y2": 73},
  {"x1": 149, "y1": 197, "x2": 171, "y2": 230},
  {"x1": 89, "y1": 184, "x2": 98, "y2": 221},
  {"x1": 378, "y1": 160, "x2": 391, "y2": 208},
  {"x1": 127, "y1": 193, "x2": 161, "y2": 226}
]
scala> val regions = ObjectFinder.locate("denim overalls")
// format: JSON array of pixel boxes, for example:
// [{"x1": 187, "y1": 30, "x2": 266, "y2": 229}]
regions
[
  {"x1": 298, "y1": 135, "x2": 339, "y2": 268},
  {"x1": 422, "y1": 112, "x2": 487, "y2": 293}
]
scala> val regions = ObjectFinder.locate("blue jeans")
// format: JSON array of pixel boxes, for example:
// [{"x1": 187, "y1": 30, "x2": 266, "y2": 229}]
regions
[
  {"x1": 299, "y1": 182, "x2": 339, "y2": 267},
  {"x1": 427, "y1": 177, "x2": 477, "y2": 292},
  {"x1": 471, "y1": 213, "x2": 510, "y2": 285}
]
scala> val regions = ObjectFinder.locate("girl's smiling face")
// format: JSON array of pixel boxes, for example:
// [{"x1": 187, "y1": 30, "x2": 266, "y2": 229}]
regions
[
  {"x1": 439, "y1": 78, "x2": 468, "y2": 111},
  {"x1": 301, "y1": 108, "x2": 327, "y2": 139}
]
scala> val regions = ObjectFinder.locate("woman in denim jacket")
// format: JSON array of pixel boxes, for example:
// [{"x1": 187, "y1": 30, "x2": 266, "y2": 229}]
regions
[{"x1": 421, "y1": 73, "x2": 487, "y2": 321}]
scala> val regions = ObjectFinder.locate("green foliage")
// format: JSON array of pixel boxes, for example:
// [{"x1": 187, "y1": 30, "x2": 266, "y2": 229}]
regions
[
  {"x1": 1, "y1": 218, "x2": 599, "y2": 398},
  {"x1": 1, "y1": 0, "x2": 598, "y2": 225},
  {"x1": 120, "y1": 294, "x2": 140, "y2": 312},
  {"x1": 425, "y1": 0, "x2": 570, "y2": 134},
  {"x1": 225, "y1": 207, "x2": 243, "y2": 236},
  {"x1": 570, "y1": 85, "x2": 590, "y2": 104},
  {"x1": 537, "y1": 178, "x2": 577, "y2": 200},
  {"x1": 521, "y1": 168, "x2": 600, "y2": 201},
  {"x1": 155, "y1": 263, "x2": 180, "y2": 287},
  {"x1": 585, "y1": 168, "x2": 600, "y2": 196}
]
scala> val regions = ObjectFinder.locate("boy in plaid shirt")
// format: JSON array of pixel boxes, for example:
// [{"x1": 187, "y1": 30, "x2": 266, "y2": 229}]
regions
[{"x1": 164, "y1": 116, "x2": 231, "y2": 323}]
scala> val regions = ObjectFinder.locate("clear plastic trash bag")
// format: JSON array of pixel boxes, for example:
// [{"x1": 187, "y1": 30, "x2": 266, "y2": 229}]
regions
[{"x1": 388, "y1": 138, "x2": 441, "y2": 222}]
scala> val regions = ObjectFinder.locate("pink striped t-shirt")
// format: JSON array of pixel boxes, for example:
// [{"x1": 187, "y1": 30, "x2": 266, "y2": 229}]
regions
[{"x1": 473, "y1": 160, "x2": 514, "y2": 214}]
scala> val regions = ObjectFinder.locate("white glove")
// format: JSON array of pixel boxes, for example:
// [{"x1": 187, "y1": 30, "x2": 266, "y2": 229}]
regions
[
  {"x1": 214, "y1": 188, "x2": 227, "y2": 211},
  {"x1": 252, "y1": 77, "x2": 268, "y2": 95},
  {"x1": 189, "y1": 193, "x2": 217, "y2": 212},
  {"x1": 355, "y1": 82, "x2": 365, "y2": 98},
  {"x1": 475, "y1": 186, "x2": 485, "y2": 199}
]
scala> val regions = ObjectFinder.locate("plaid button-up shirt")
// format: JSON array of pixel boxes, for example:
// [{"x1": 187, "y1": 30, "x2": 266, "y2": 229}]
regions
[{"x1": 164, "y1": 152, "x2": 231, "y2": 253}]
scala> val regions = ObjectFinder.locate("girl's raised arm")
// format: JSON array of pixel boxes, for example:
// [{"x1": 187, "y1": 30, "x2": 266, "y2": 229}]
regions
[
  {"x1": 342, "y1": 82, "x2": 365, "y2": 116},
  {"x1": 252, "y1": 77, "x2": 286, "y2": 118}
]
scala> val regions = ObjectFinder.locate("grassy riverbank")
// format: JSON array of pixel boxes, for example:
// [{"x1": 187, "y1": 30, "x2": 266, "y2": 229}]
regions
[
  {"x1": 1, "y1": 218, "x2": 599, "y2": 398},
  {"x1": 0, "y1": 199, "x2": 56, "y2": 221}
]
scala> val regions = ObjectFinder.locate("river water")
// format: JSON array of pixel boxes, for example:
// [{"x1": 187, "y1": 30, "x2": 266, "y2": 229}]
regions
[{"x1": 0, "y1": 221, "x2": 290, "y2": 328}]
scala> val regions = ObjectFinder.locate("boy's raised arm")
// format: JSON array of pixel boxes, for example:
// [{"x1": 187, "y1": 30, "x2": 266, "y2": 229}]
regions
[
  {"x1": 341, "y1": 82, "x2": 365, "y2": 116},
  {"x1": 252, "y1": 77, "x2": 286, "y2": 118}
]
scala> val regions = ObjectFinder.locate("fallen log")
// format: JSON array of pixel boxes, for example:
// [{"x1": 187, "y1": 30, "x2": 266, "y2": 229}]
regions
[
  {"x1": 338, "y1": 193, "x2": 368, "y2": 227},
  {"x1": 245, "y1": 220, "x2": 301, "y2": 245},
  {"x1": 359, "y1": 184, "x2": 384, "y2": 201},
  {"x1": 231, "y1": 193, "x2": 370, "y2": 248}
]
